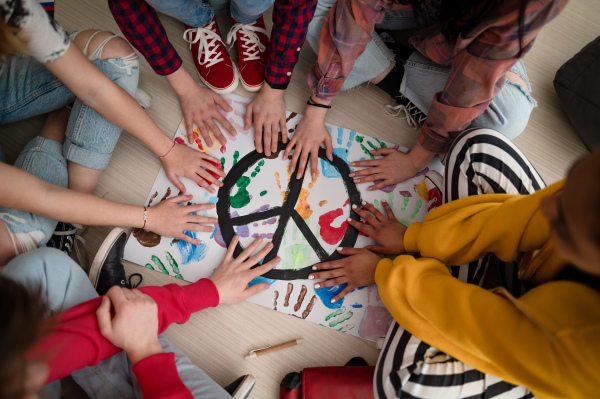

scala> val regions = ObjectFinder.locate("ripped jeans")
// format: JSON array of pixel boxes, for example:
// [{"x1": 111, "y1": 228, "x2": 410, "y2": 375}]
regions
[{"x1": 0, "y1": 31, "x2": 139, "y2": 257}]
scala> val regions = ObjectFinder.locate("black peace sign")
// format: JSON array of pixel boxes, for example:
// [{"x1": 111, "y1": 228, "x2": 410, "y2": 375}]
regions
[{"x1": 216, "y1": 141, "x2": 362, "y2": 280}]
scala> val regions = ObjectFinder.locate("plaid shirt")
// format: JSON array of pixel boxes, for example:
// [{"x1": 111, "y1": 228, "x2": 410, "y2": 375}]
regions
[
  {"x1": 109, "y1": 0, "x2": 316, "y2": 89},
  {"x1": 309, "y1": 0, "x2": 569, "y2": 153}
]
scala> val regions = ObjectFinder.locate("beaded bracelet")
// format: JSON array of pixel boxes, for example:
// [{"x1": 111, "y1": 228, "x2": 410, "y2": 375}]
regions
[
  {"x1": 159, "y1": 141, "x2": 176, "y2": 159},
  {"x1": 142, "y1": 206, "x2": 148, "y2": 229}
]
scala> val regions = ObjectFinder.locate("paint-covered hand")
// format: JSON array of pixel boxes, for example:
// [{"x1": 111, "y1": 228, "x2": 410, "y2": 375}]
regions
[
  {"x1": 145, "y1": 195, "x2": 217, "y2": 245},
  {"x1": 348, "y1": 201, "x2": 407, "y2": 255},
  {"x1": 283, "y1": 107, "x2": 333, "y2": 181},
  {"x1": 96, "y1": 287, "x2": 163, "y2": 365},
  {"x1": 350, "y1": 145, "x2": 435, "y2": 190},
  {"x1": 161, "y1": 143, "x2": 226, "y2": 193},
  {"x1": 179, "y1": 84, "x2": 237, "y2": 148},
  {"x1": 210, "y1": 236, "x2": 281, "y2": 304},
  {"x1": 308, "y1": 248, "x2": 380, "y2": 302},
  {"x1": 245, "y1": 84, "x2": 288, "y2": 157}
]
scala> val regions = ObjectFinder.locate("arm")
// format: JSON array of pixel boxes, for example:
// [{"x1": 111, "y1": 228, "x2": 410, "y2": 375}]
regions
[
  {"x1": 29, "y1": 236, "x2": 279, "y2": 383},
  {"x1": 0, "y1": 163, "x2": 215, "y2": 244},
  {"x1": 404, "y1": 181, "x2": 564, "y2": 265},
  {"x1": 44, "y1": 42, "x2": 225, "y2": 193},
  {"x1": 375, "y1": 255, "x2": 574, "y2": 398},
  {"x1": 414, "y1": 0, "x2": 568, "y2": 154},
  {"x1": 108, "y1": 0, "x2": 237, "y2": 149},
  {"x1": 245, "y1": 0, "x2": 318, "y2": 157}
]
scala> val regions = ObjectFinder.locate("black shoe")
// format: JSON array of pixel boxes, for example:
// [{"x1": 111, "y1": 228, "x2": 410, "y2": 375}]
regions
[
  {"x1": 224, "y1": 375, "x2": 256, "y2": 399},
  {"x1": 46, "y1": 222, "x2": 87, "y2": 265},
  {"x1": 374, "y1": 28, "x2": 414, "y2": 99},
  {"x1": 89, "y1": 228, "x2": 142, "y2": 296}
]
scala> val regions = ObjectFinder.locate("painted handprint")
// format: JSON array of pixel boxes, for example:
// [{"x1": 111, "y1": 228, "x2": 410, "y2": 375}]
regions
[
  {"x1": 133, "y1": 187, "x2": 177, "y2": 247},
  {"x1": 273, "y1": 283, "x2": 317, "y2": 319},
  {"x1": 145, "y1": 252, "x2": 183, "y2": 279}
]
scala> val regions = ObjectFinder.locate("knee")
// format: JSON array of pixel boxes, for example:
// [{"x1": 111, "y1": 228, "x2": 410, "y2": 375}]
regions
[
  {"x1": 233, "y1": 0, "x2": 273, "y2": 18},
  {"x1": 2, "y1": 248, "x2": 73, "y2": 283},
  {"x1": 73, "y1": 30, "x2": 137, "y2": 61}
]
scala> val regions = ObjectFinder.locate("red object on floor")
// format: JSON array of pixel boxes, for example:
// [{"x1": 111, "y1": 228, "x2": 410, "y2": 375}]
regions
[
  {"x1": 230, "y1": 16, "x2": 269, "y2": 92},
  {"x1": 184, "y1": 16, "x2": 238, "y2": 94},
  {"x1": 280, "y1": 366, "x2": 375, "y2": 399}
]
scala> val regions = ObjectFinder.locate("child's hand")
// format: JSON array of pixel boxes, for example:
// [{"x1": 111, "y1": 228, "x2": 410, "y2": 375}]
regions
[
  {"x1": 96, "y1": 287, "x2": 163, "y2": 365},
  {"x1": 146, "y1": 195, "x2": 217, "y2": 245},
  {"x1": 210, "y1": 236, "x2": 281, "y2": 304},
  {"x1": 348, "y1": 201, "x2": 408, "y2": 255},
  {"x1": 308, "y1": 247, "x2": 380, "y2": 302}
]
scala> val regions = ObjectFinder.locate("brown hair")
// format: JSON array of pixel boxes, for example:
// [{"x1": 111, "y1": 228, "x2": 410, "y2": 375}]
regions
[
  {"x1": 0, "y1": 18, "x2": 29, "y2": 59},
  {"x1": 0, "y1": 275, "x2": 49, "y2": 399}
]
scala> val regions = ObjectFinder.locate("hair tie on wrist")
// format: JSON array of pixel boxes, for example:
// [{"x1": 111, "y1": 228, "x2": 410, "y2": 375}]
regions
[
  {"x1": 306, "y1": 99, "x2": 332, "y2": 109},
  {"x1": 142, "y1": 206, "x2": 147, "y2": 229},
  {"x1": 159, "y1": 141, "x2": 176, "y2": 159}
]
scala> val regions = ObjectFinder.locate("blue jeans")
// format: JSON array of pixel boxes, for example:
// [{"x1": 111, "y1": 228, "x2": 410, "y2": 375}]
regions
[
  {"x1": 2, "y1": 248, "x2": 230, "y2": 399},
  {"x1": 306, "y1": 4, "x2": 537, "y2": 139},
  {"x1": 146, "y1": 0, "x2": 276, "y2": 26},
  {"x1": 0, "y1": 33, "x2": 139, "y2": 257}
]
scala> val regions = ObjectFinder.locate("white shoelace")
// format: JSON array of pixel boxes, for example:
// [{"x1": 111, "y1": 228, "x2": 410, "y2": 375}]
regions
[
  {"x1": 183, "y1": 20, "x2": 225, "y2": 68},
  {"x1": 226, "y1": 23, "x2": 267, "y2": 62},
  {"x1": 384, "y1": 102, "x2": 426, "y2": 129}
]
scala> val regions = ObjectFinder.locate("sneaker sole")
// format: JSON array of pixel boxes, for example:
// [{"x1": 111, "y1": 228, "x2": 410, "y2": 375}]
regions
[
  {"x1": 199, "y1": 64, "x2": 240, "y2": 95},
  {"x1": 232, "y1": 375, "x2": 256, "y2": 399},
  {"x1": 240, "y1": 77, "x2": 263, "y2": 92},
  {"x1": 89, "y1": 228, "x2": 127, "y2": 289}
]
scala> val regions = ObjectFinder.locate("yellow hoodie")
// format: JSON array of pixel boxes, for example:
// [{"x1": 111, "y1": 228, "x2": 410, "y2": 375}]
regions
[{"x1": 375, "y1": 180, "x2": 600, "y2": 399}]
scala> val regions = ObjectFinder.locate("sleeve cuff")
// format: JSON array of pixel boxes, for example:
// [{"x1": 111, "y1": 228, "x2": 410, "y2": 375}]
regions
[
  {"x1": 180, "y1": 278, "x2": 220, "y2": 312},
  {"x1": 417, "y1": 125, "x2": 454, "y2": 154},
  {"x1": 132, "y1": 352, "x2": 193, "y2": 399},
  {"x1": 404, "y1": 223, "x2": 422, "y2": 253},
  {"x1": 308, "y1": 63, "x2": 344, "y2": 102},
  {"x1": 265, "y1": 75, "x2": 290, "y2": 90}
]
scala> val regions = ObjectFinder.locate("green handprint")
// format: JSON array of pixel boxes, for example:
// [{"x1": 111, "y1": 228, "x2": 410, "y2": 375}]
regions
[{"x1": 145, "y1": 252, "x2": 183, "y2": 279}]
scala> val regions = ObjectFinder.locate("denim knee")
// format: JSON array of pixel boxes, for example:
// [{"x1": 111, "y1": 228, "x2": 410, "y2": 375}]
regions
[
  {"x1": 231, "y1": 0, "x2": 275, "y2": 23},
  {"x1": 3, "y1": 247, "x2": 96, "y2": 313}
]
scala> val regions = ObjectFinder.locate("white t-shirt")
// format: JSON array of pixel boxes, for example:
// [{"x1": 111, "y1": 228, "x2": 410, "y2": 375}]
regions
[{"x1": 1, "y1": 0, "x2": 70, "y2": 64}]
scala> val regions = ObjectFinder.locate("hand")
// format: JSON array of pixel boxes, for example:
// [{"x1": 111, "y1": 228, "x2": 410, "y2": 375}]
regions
[
  {"x1": 96, "y1": 287, "x2": 163, "y2": 365},
  {"x1": 145, "y1": 195, "x2": 217, "y2": 245},
  {"x1": 210, "y1": 236, "x2": 281, "y2": 304},
  {"x1": 178, "y1": 84, "x2": 237, "y2": 147},
  {"x1": 349, "y1": 145, "x2": 435, "y2": 190},
  {"x1": 161, "y1": 143, "x2": 226, "y2": 193},
  {"x1": 283, "y1": 106, "x2": 333, "y2": 180},
  {"x1": 348, "y1": 201, "x2": 407, "y2": 255},
  {"x1": 244, "y1": 84, "x2": 288, "y2": 157},
  {"x1": 308, "y1": 247, "x2": 380, "y2": 302}
]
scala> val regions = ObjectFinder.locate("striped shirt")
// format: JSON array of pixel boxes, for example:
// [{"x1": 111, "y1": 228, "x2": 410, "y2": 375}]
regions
[{"x1": 308, "y1": 0, "x2": 568, "y2": 153}]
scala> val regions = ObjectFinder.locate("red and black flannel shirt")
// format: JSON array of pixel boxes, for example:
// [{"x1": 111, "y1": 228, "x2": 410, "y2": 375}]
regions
[
  {"x1": 109, "y1": 0, "x2": 317, "y2": 90},
  {"x1": 309, "y1": 0, "x2": 569, "y2": 154}
]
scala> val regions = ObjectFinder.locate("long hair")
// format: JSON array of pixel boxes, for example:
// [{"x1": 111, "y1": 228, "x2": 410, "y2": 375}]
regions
[
  {"x1": 0, "y1": 276, "x2": 49, "y2": 399},
  {"x1": 0, "y1": 18, "x2": 29, "y2": 59},
  {"x1": 401, "y1": 0, "x2": 530, "y2": 57}
]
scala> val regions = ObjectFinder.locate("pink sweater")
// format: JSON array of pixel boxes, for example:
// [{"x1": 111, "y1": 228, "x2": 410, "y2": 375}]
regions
[{"x1": 27, "y1": 279, "x2": 220, "y2": 399}]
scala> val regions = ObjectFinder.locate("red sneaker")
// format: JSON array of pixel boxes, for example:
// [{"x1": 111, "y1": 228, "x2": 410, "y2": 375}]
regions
[
  {"x1": 184, "y1": 16, "x2": 239, "y2": 94},
  {"x1": 226, "y1": 16, "x2": 269, "y2": 92}
]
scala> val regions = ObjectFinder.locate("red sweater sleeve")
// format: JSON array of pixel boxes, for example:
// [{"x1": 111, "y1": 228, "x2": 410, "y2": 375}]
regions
[
  {"x1": 27, "y1": 279, "x2": 219, "y2": 383},
  {"x1": 133, "y1": 352, "x2": 193, "y2": 399}
]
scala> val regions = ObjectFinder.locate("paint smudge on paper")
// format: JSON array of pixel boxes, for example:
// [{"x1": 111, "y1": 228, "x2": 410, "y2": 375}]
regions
[
  {"x1": 165, "y1": 251, "x2": 183, "y2": 279},
  {"x1": 350, "y1": 303, "x2": 363, "y2": 308},
  {"x1": 273, "y1": 290, "x2": 279, "y2": 310},
  {"x1": 283, "y1": 244, "x2": 313, "y2": 270},
  {"x1": 318, "y1": 200, "x2": 328, "y2": 207},
  {"x1": 150, "y1": 255, "x2": 169, "y2": 275},
  {"x1": 319, "y1": 208, "x2": 347, "y2": 245},
  {"x1": 293, "y1": 285, "x2": 308, "y2": 311},
  {"x1": 251, "y1": 160, "x2": 265, "y2": 178},
  {"x1": 400, "y1": 196, "x2": 410, "y2": 213},
  {"x1": 358, "y1": 305, "x2": 394, "y2": 341},
  {"x1": 230, "y1": 176, "x2": 251, "y2": 208},
  {"x1": 325, "y1": 306, "x2": 354, "y2": 327},
  {"x1": 373, "y1": 180, "x2": 397, "y2": 193},
  {"x1": 262, "y1": 217, "x2": 277, "y2": 225},
  {"x1": 399, "y1": 190, "x2": 412, "y2": 197},
  {"x1": 260, "y1": 190, "x2": 267, "y2": 196},
  {"x1": 284, "y1": 283, "x2": 293, "y2": 307},
  {"x1": 315, "y1": 284, "x2": 346, "y2": 309},
  {"x1": 413, "y1": 167, "x2": 429, "y2": 178},
  {"x1": 294, "y1": 171, "x2": 319, "y2": 219},
  {"x1": 171, "y1": 231, "x2": 208, "y2": 264},
  {"x1": 251, "y1": 233, "x2": 274, "y2": 239},
  {"x1": 302, "y1": 295, "x2": 317, "y2": 319},
  {"x1": 248, "y1": 276, "x2": 276, "y2": 287},
  {"x1": 414, "y1": 179, "x2": 429, "y2": 201},
  {"x1": 410, "y1": 199, "x2": 422, "y2": 220}
]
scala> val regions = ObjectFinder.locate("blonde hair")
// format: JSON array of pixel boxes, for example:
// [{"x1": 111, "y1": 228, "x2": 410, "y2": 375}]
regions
[{"x1": 0, "y1": 18, "x2": 29, "y2": 59}]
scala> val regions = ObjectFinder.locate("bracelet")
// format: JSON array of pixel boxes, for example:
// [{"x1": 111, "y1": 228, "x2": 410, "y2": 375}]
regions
[
  {"x1": 142, "y1": 206, "x2": 147, "y2": 229},
  {"x1": 306, "y1": 99, "x2": 332, "y2": 109},
  {"x1": 159, "y1": 141, "x2": 176, "y2": 159}
]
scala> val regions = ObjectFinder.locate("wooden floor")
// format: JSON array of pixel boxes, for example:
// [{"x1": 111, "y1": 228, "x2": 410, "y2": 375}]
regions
[{"x1": 0, "y1": 0, "x2": 598, "y2": 397}]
